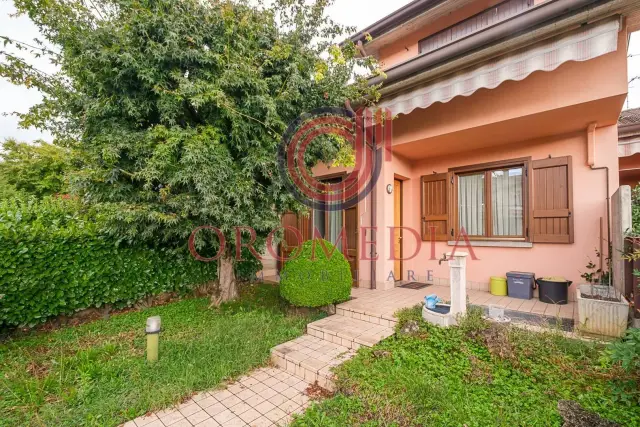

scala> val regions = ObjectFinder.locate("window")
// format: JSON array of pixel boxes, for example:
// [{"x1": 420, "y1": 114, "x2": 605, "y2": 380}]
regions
[
  {"x1": 418, "y1": 0, "x2": 535, "y2": 55},
  {"x1": 421, "y1": 156, "x2": 573, "y2": 244},
  {"x1": 490, "y1": 167, "x2": 524, "y2": 236},
  {"x1": 457, "y1": 173, "x2": 485, "y2": 236},
  {"x1": 312, "y1": 175, "x2": 344, "y2": 246},
  {"x1": 454, "y1": 161, "x2": 527, "y2": 240}
]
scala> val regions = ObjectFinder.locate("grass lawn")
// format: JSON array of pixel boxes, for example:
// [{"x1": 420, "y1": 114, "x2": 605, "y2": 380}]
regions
[
  {"x1": 293, "y1": 306, "x2": 640, "y2": 427},
  {"x1": 0, "y1": 283, "x2": 323, "y2": 426}
]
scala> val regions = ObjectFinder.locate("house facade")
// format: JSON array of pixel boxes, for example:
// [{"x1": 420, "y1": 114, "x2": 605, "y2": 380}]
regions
[
  {"x1": 618, "y1": 107, "x2": 640, "y2": 186},
  {"x1": 280, "y1": 0, "x2": 640, "y2": 301}
]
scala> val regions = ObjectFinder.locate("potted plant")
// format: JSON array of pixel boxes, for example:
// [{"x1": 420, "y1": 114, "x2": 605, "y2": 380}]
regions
[{"x1": 577, "y1": 249, "x2": 629, "y2": 337}]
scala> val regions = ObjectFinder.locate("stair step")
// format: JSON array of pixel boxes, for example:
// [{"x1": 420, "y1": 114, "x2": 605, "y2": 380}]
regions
[
  {"x1": 336, "y1": 304, "x2": 399, "y2": 328},
  {"x1": 257, "y1": 269, "x2": 278, "y2": 277},
  {"x1": 271, "y1": 334, "x2": 355, "y2": 391},
  {"x1": 258, "y1": 274, "x2": 280, "y2": 284},
  {"x1": 307, "y1": 315, "x2": 395, "y2": 348}
]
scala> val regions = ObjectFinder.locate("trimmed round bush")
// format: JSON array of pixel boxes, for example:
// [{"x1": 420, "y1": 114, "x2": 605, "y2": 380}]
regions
[{"x1": 279, "y1": 239, "x2": 352, "y2": 307}]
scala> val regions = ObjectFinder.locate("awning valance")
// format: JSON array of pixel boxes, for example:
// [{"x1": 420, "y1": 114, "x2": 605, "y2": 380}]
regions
[
  {"x1": 379, "y1": 17, "x2": 620, "y2": 116},
  {"x1": 618, "y1": 141, "x2": 640, "y2": 157}
]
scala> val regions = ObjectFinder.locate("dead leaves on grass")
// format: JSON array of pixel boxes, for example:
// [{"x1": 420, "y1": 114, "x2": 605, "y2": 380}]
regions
[
  {"x1": 305, "y1": 381, "x2": 335, "y2": 400},
  {"x1": 464, "y1": 355, "x2": 493, "y2": 385},
  {"x1": 468, "y1": 323, "x2": 515, "y2": 360}
]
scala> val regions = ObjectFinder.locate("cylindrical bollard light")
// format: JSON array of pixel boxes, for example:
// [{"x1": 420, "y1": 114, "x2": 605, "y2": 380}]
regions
[{"x1": 145, "y1": 316, "x2": 161, "y2": 363}]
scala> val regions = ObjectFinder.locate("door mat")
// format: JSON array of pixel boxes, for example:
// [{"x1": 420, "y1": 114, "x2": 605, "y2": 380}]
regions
[{"x1": 398, "y1": 282, "x2": 432, "y2": 290}]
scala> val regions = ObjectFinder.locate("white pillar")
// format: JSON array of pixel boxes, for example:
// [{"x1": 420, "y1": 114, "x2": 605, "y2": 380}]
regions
[
  {"x1": 447, "y1": 252, "x2": 468, "y2": 316},
  {"x1": 612, "y1": 185, "x2": 632, "y2": 295}
]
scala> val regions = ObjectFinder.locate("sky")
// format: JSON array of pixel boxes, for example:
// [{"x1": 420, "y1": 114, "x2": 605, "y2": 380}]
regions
[{"x1": 1, "y1": 0, "x2": 640, "y2": 142}]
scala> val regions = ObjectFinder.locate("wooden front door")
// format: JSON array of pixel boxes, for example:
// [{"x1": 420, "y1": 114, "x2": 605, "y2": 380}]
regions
[
  {"x1": 310, "y1": 175, "x2": 359, "y2": 287},
  {"x1": 394, "y1": 179, "x2": 403, "y2": 281}
]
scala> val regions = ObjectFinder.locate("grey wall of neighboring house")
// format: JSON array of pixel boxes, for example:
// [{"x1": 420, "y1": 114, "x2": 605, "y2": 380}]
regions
[{"x1": 612, "y1": 185, "x2": 632, "y2": 295}]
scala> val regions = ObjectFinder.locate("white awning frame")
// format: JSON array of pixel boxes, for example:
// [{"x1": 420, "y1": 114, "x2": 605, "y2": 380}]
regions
[{"x1": 379, "y1": 17, "x2": 620, "y2": 116}]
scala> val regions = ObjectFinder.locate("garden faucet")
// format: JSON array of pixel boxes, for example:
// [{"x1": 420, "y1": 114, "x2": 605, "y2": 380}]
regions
[{"x1": 438, "y1": 253, "x2": 448, "y2": 266}]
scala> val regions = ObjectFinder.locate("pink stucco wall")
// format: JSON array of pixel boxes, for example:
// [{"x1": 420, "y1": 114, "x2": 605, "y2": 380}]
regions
[
  {"x1": 391, "y1": 28, "x2": 629, "y2": 154},
  {"x1": 389, "y1": 128, "x2": 618, "y2": 300},
  {"x1": 309, "y1": 8, "x2": 628, "y2": 295}
]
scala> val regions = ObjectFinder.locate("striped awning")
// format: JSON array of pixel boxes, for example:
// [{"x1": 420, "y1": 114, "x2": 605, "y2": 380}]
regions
[
  {"x1": 379, "y1": 17, "x2": 620, "y2": 116},
  {"x1": 619, "y1": 141, "x2": 640, "y2": 157}
]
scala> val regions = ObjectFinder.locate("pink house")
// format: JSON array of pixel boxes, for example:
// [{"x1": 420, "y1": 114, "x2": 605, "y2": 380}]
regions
[
  {"x1": 273, "y1": 0, "x2": 640, "y2": 316},
  {"x1": 618, "y1": 107, "x2": 640, "y2": 186}
]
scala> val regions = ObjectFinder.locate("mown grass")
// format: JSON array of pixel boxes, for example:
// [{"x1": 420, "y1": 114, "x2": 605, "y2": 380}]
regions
[
  {"x1": 293, "y1": 306, "x2": 640, "y2": 427},
  {"x1": 0, "y1": 283, "x2": 323, "y2": 426}
]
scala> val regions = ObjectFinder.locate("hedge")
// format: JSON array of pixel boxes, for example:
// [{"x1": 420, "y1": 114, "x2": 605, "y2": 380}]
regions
[
  {"x1": 0, "y1": 197, "x2": 223, "y2": 328},
  {"x1": 279, "y1": 239, "x2": 352, "y2": 307}
]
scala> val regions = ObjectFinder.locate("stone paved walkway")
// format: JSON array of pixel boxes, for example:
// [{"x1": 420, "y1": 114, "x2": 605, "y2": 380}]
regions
[
  {"x1": 124, "y1": 367, "x2": 312, "y2": 427},
  {"x1": 123, "y1": 288, "x2": 401, "y2": 427},
  {"x1": 123, "y1": 284, "x2": 577, "y2": 426}
]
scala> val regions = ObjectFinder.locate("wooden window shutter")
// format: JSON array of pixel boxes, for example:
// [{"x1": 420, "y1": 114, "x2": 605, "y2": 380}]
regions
[
  {"x1": 421, "y1": 173, "x2": 450, "y2": 241},
  {"x1": 531, "y1": 156, "x2": 574, "y2": 243}
]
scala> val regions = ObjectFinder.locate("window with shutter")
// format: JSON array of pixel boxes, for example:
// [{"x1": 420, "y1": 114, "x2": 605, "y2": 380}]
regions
[
  {"x1": 531, "y1": 156, "x2": 574, "y2": 243},
  {"x1": 449, "y1": 158, "x2": 530, "y2": 241},
  {"x1": 421, "y1": 173, "x2": 449, "y2": 241}
]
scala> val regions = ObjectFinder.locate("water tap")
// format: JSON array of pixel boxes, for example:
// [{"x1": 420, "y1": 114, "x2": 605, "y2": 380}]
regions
[{"x1": 438, "y1": 253, "x2": 448, "y2": 265}]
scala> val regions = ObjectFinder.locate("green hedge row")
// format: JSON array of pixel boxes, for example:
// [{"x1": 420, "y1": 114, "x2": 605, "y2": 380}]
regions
[{"x1": 0, "y1": 197, "x2": 219, "y2": 328}]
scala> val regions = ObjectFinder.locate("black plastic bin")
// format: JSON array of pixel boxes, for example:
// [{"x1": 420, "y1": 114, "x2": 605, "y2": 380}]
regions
[
  {"x1": 506, "y1": 272, "x2": 536, "y2": 300},
  {"x1": 536, "y1": 278, "x2": 572, "y2": 305}
]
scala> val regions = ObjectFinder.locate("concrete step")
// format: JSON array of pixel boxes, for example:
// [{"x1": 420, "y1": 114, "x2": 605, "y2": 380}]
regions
[
  {"x1": 335, "y1": 304, "x2": 399, "y2": 327},
  {"x1": 258, "y1": 269, "x2": 278, "y2": 277},
  {"x1": 271, "y1": 334, "x2": 356, "y2": 391},
  {"x1": 307, "y1": 315, "x2": 395, "y2": 349}
]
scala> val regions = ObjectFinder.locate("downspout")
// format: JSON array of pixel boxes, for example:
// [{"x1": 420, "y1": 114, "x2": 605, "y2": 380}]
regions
[
  {"x1": 371, "y1": 171, "x2": 377, "y2": 289},
  {"x1": 587, "y1": 123, "x2": 612, "y2": 264}
]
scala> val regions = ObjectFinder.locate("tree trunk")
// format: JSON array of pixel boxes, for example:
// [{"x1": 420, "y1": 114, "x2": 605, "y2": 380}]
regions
[{"x1": 214, "y1": 253, "x2": 237, "y2": 305}]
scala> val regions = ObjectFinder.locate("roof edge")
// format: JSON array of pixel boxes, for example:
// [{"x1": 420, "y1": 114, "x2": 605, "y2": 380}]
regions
[{"x1": 346, "y1": 0, "x2": 446, "y2": 45}]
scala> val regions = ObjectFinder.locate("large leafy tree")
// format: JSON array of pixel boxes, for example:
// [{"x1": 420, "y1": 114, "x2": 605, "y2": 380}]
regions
[
  {"x1": 1, "y1": 0, "x2": 379, "y2": 302},
  {"x1": 0, "y1": 138, "x2": 71, "y2": 198}
]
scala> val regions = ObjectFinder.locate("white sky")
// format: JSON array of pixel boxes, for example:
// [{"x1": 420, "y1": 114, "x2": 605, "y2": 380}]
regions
[{"x1": 1, "y1": 0, "x2": 640, "y2": 142}]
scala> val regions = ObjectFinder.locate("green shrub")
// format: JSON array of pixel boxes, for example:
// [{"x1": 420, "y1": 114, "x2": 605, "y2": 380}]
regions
[
  {"x1": 608, "y1": 328, "x2": 640, "y2": 404},
  {"x1": 633, "y1": 184, "x2": 640, "y2": 234},
  {"x1": 0, "y1": 197, "x2": 218, "y2": 328},
  {"x1": 279, "y1": 239, "x2": 351, "y2": 307}
]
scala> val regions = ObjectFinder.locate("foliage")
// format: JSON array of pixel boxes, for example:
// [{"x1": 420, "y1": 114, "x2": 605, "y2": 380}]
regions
[
  {"x1": 632, "y1": 184, "x2": 640, "y2": 234},
  {"x1": 279, "y1": 239, "x2": 351, "y2": 308},
  {"x1": 0, "y1": 0, "x2": 381, "y2": 287},
  {"x1": 0, "y1": 196, "x2": 221, "y2": 328},
  {"x1": 0, "y1": 284, "x2": 323, "y2": 426},
  {"x1": 0, "y1": 138, "x2": 71, "y2": 199},
  {"x1": 292, "y1": 307, "x2": 640, "y2": 427},
  {"x1": 580, "y1": 248, "x2": 610, "y2": 289},
  {"x1": 0, "y1": 174, "x2": 21, "y2": 200},
  {"x1": 607, "y1": 328, "x2": 640, "y2": 405}
]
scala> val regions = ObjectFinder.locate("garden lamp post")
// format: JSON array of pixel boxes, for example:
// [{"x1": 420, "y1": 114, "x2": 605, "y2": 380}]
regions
[{"x1": 145, "y1": 316, "x2": 161, "y2": 362}]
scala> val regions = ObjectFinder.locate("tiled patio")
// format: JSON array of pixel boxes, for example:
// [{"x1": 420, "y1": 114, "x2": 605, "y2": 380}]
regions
[{"x1": 343, "y1": 284, "x2": 577, "y2": 325}]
